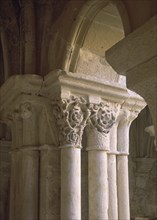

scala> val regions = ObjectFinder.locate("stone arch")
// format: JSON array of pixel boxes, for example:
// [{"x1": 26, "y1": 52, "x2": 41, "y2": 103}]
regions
[
  {"x1": 48, "y1": 0, "x2": 131, "y2": 74},
  {"x1": 65, "y1": 0, "x2": 131, "y2": 72}
]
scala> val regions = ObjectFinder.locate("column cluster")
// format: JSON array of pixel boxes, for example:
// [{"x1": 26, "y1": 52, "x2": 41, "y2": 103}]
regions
[
  {"x1": 0, "y1": 70, "x2": 146, "y2": 220},
  {"x1": 51, "y1": 96, "x2": 143, "y2": 220},
  {"x1": 2, "y1": 98, "x2": 61, "y2": 220}
]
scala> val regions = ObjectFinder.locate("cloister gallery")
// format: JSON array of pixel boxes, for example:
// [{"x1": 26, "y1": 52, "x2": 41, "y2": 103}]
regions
[{"x1": 0, "y1": 0, "x2": 157, "y2": 219}]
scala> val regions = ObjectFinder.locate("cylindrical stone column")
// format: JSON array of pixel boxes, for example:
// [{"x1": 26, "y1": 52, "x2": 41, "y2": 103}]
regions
[
  {"x1": 87, "y1": 130, "x2": 109, "y2": 220},
  {"x1": 52, "y1": 96, "x2": 89, "y2": 220},
  {"x1": 108, "y1": 122, "x2": 118, "y2": 220},
  {"x1": 117, "y1": 153, "x2": 130, "y2": 220},
  {"x1": 61, "y1": 147, "x2": 81, "y2": 220},
  {"x1": 88, "y1": 149, "x2": 108, "y2": 220},
  {"x1": 117, "y1": 109, "x2": 138, "y2": 220},
  {"x1": 86, "y1": 102, "x2": 118, "y2": 220}
]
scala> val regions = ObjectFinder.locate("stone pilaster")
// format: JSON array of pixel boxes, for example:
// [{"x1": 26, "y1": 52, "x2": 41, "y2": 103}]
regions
[{"x1": 8, "y1": 102, "x2": 39, "y2": 220}]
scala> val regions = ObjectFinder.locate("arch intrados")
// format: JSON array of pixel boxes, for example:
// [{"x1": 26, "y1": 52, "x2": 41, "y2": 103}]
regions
[{"x1": 62, "y1": 0, "x2": 131, "y2": 72}]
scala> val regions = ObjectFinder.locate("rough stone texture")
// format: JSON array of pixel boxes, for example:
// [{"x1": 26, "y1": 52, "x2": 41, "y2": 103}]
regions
[
  {"x1": 129, "y1": 107, "x2": 157, "y2": 219},
  {"x1": 76, "y1": 49, "x2": 121, "y2": 83},
  {"x1": 83, "y1": 2, "x2": 124, "y2": 55},
  {"x1": 129, "y1": 158, "x2": 157, "y2": 219},
  {"x1": 130, "y1": 106, "x2": 156, "y2": 158}
]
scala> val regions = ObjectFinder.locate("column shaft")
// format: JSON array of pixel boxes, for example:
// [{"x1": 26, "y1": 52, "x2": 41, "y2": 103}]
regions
[
  {"x1": 88, "y1": 151, "x2": 108, "y2": 220},
  {"x1": 61, "y1": 148, "x2": 81, "y2": 220},
  {"x1": 108, "y1": 154, "x2": 118, "y2": 219},
  {"x1": 117, "y1": 115, "x2": 130, "y2": 220},
  {"x1": 10, "y1": 150, "x2": 39, "y2": 220},
  {"x1": 20, "y1": 150, "x2": 39, "y2": 220},
  {"x1": 117, "y1": 155, "x2": 130, "y2": 219},
  {"x1": 40, "y1": 149, "x2": 60, "y2": 220},
  {"x1": 108, "y1": 124, "x2": 118, "y2": 219},
  {"x1": 9, "y1": 152, "x2": 19, "y2": 220}
]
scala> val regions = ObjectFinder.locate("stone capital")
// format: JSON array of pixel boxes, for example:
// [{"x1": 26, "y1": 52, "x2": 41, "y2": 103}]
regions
[
  {"x1": 118, "y1": 108, "x2": 139, "y2": 127},
  {"x1": 86, "y1": 101, "x2": 120, "y2": 151},
  {"x1": 52, "y1": 96, "x2": 90, "y2": 148},
  {"x1": 7, "y1": 102, "x2": 33, "y2": 123},
  {"x1": 20, "y1": 102, "x2": 33, "y2": 119},
  {"x1": 118, "y1": 89, "x2": 146, "y2": 128}
]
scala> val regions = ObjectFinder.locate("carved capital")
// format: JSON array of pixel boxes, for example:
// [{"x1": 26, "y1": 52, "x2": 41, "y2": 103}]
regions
[
  {"x1": 20, "y1": 102, "x2": 32, "y2": 119},
  {"x1": 53, "y1": 96, "x2": 90, "y2": 147},
  {"x1": 86, "y1": 102, "x2": 120, "y2": 150},
  {"x1": 118, "y1": 108, "x2": 140, "y2": 126},
  {"x1": 6, "y1": 102, "x2": 33, "y2": 122},
  {"x1": 88, "y1": 102, "x2": 119, "y2": 134}
]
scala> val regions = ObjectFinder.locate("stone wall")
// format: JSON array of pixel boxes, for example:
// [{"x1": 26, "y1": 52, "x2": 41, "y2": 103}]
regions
[{"x1": 129, "y1": 107, "x2": 157, "y2": 219}]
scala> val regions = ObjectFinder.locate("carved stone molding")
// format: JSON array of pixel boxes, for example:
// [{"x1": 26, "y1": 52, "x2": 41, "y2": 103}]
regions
[
  {"x1": 52, "y1": 96, "x2": 90, "y2": 147},
  {"x1": 86, "y1": 102, "x2": 120, "y2": 151}
]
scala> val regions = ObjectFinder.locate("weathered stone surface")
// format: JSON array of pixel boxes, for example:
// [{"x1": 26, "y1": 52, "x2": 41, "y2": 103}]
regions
[
  {"x1": 40, "y1": 149, "x2": 60, "y2": 220},
  {"x1": 129, "y1": 107, "x2": 157, "y2": 219}
]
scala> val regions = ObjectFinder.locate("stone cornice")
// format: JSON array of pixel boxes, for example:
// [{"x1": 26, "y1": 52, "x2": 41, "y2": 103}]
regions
[
  {"x1": 0, "y1": 69, "x2": 146, "y2": 121},
  {"x1": 43, "y1": 70, "x2": 129, "y2": 103}
]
